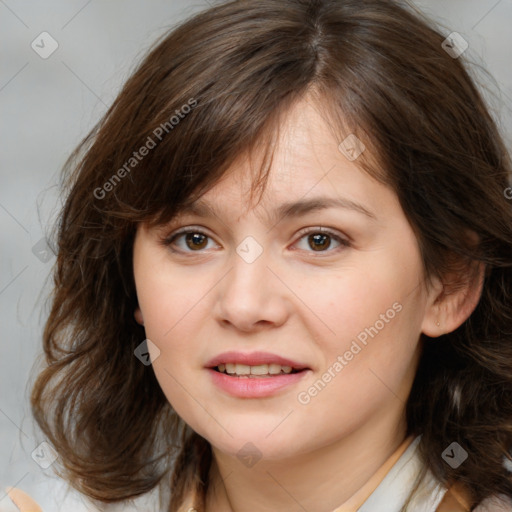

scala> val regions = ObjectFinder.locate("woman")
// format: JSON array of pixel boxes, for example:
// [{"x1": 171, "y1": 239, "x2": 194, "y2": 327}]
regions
[{"x1": 8, "y1": 0, "x2": 512, "y2": 510}]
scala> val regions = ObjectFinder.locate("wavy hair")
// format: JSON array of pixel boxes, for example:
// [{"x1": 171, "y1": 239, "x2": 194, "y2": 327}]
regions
[{"x1": 31, "y1": 0, "x2": 512, "y2": 510}]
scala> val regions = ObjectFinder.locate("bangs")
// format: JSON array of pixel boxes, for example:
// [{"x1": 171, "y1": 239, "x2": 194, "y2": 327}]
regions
[
  {"x1": 96, "y1": 86, "x2": 388, "y2": 234},
  {"x1": 136, "y1": 94, "x2": 291, "y2": 231},
  {"x1": 82, "y1": 1, "x2": 391, "y2": 236},
  {"x1": 134, "y1": 90, "x2": 387, "y2": 232}
]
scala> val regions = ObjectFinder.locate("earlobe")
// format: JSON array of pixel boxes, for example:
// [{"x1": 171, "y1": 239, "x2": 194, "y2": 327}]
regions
[
  {"x1": 421, "y1": 261, "x2": 485, "y2": 338},
  {"x1": 134, "y1": 307, "x2": 144, "y2": 326}
]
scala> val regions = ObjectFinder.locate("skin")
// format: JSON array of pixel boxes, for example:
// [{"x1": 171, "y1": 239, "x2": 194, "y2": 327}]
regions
[{"x1": 132, "y1": 96, "x2": 483, "y2": 512}]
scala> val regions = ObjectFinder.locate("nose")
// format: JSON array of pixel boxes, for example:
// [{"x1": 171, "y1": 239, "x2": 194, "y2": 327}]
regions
[{"x1": 214, "y1": 249, "x2": 290, "y2": 333}]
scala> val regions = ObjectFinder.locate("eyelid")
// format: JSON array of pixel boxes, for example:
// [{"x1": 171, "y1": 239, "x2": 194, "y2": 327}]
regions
[
  {"x1": 161, "y1": 225, "x2": 218, "y2": 248},
  {"x1": 164, "y1": 225, "x2": 212, "y2": 238},
  {"x1": 292, "y1": 226, "x2": 350, "y2": 255},
  {"x1": 294, "y1": 226, "x2": 350, "y2": 243}
]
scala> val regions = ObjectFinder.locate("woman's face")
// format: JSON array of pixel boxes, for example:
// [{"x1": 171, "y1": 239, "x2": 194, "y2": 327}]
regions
[{"x1": 133, "y1": 99, "x2": 437, "y2": 461}]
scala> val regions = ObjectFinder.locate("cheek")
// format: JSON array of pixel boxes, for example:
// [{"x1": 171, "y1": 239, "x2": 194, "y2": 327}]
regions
[
  {"x1": 132, "y1": 254, "x2": 209, "y2": 410},
  {"x1": 134, "y1": 256, "x2": 206, "y2": 343},
  {"x1": 138, "y1": 284, "x2": 208, "y2": 425},
  {"x1": 292, "y1": 290, "x2": 422, "y2": 441},
  {"x1": 301, "y1": 254, "x2": 426, "y2": 394},
  {"x1": 300, "y1": 265, "x2": 417, "y2": 350},
  {"x1": 133, "y1": 262, "x2": 214, "y2": 390}
]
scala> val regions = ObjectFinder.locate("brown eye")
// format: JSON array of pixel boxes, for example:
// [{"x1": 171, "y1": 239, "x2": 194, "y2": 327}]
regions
[
  {"x1": 185, "y1": 232, "x2": 208, "y2": 250},
  {"x1": 162, "y1": 228, "x2": 217, "y2": 253},
  {"x1": 295, "y1": 228, "x2": 350, "y2": 254},
  {"x1": 308, "y1": 233, "x2": 332, "y2": 251}
]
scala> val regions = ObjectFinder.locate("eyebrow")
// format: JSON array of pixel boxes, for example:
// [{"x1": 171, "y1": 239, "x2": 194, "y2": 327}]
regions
[{"x1": 177, "y1": 196, "x2": 377, "y2": 224}]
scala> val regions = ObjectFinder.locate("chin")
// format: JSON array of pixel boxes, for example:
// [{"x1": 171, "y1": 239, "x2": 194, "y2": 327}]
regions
[{"x1": 202, "y1": 425, "x2": 311, "y2": 462}]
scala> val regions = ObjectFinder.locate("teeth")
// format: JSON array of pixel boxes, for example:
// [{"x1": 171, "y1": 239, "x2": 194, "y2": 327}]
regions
[
  {"x1": 236, "y1": 364, "x2": 251, "y2": 375},
  {"x1": 251, "y1": 364, "x2": 269, "y2": 375},
  {"x1": 268, "y1": 363, "x2": 281, "y2": 375},
  {"x1": 217, "y1": 363, "x2": 297, "y2": 376}
]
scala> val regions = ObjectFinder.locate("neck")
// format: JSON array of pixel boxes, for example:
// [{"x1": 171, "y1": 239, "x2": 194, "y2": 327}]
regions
[{"x1": 205, "y1": 407, "x2": 409, "y2": 512}]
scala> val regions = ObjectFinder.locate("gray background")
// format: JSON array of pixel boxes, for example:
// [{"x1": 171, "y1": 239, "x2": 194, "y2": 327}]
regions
[{"x1": 1, "y1": 1, "x2": 511, "y2": 511}]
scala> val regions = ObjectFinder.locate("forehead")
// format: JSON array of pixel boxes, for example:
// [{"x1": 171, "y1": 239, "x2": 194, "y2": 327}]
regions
[
  {"x1": 215, "y1": 100, "x2": 360, "y2": 188},
  {"x1": 171, "y1": 99, "x2": 396, "y2": 225}
]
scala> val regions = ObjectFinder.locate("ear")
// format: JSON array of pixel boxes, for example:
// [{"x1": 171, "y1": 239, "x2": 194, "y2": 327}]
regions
[
  {"x1": 421, "y1": 259, "x2": 485, "y2": 338},
  {"x1": 134, "y1": 306, "x2": 144, "y2": 326}
]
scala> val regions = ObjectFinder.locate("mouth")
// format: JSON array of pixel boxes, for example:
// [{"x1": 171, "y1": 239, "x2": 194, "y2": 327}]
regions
[
  {"x1": 212, "y1": 363, "x2": 306, "y2": 378},
  {"x1": 206, "y1": 354, "x2": 311, "y2": 398},
  {"x1": 205, "y1": 351, "x2": 311, "y2": 384}
]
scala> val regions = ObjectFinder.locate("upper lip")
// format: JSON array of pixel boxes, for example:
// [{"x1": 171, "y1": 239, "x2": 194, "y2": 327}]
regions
[{"x1": 205, "y1": 351, "x2": 310, "y2": 370}]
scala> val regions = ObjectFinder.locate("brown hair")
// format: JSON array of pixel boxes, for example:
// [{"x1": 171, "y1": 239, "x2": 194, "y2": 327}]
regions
[{"x1": 31, "y1": 0, "x2": 512, "y2": 510}]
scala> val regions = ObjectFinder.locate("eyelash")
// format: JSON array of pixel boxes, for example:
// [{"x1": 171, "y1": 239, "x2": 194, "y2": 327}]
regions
[{"x1": 161, "y1": 225, "x2": 350, "y2": 256}]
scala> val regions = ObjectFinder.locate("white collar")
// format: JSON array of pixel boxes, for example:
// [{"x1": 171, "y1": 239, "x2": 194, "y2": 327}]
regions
[{"x1": 358, "y1": 435, "x2": 448, "y2": 512}]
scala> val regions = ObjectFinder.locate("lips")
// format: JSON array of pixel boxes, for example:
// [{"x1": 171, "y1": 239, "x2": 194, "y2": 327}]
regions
[
  {"x1": 205, "y1": 351, "x2": 310, "y2": 371},
  {"x1": 205, "y1": 351, "x2": 311, "y2": 398}
]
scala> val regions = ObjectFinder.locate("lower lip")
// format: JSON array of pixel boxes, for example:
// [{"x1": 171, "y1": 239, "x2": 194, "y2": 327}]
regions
[{"x1": 207, "y1": 368, "x2": 310, "y2": 398}]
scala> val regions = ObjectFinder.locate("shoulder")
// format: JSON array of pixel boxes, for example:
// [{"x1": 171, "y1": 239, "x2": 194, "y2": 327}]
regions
[
  {"x1": 473, "y1": 494, "x2": 512, "y2": 511},
  {"x1": 436, "y1": 481, "x2": 512, "y2": 512}
]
